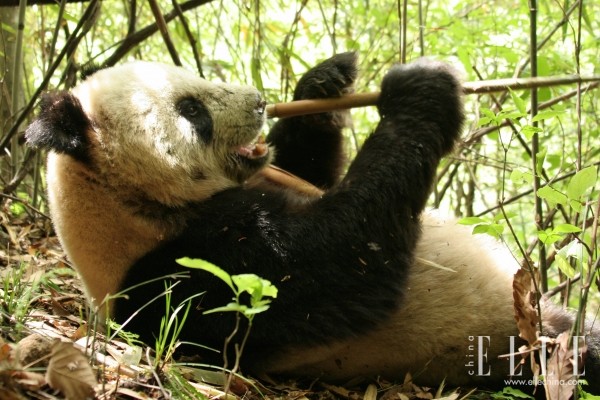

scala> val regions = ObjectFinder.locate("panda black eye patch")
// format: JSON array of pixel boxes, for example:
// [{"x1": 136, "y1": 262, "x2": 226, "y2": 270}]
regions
[{"x1": 177, "y1": 98, "x2": 213, "y2": 143}]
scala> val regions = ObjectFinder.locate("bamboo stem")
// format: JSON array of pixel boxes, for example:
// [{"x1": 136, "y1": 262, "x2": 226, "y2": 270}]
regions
[{"x1": 266, "y1": 74, "x2": 600, "y2": 119}]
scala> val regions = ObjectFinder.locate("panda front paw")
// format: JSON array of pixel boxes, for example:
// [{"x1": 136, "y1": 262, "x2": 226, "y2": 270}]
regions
[
  {"x1": 293, "y1": 52, "x2": 357, "y2": 100},
  {"x1": 378, "y1": 58, "x2": 464, "y2": 155}
]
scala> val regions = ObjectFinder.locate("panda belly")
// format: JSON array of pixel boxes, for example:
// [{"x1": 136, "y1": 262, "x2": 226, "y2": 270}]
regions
[{"x1": 260, "y1": 212, "x2": 519, "y2": 385}]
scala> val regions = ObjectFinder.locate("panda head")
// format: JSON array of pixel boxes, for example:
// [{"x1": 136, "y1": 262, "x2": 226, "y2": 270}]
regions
[{"x1": 26, "y1": 61, "x2": 270, "y2": 206}]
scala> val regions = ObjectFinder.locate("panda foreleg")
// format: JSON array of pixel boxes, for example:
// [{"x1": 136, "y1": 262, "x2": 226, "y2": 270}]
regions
[{"x1": 266, "y1": 53, "x2": 358, "y2": 189}]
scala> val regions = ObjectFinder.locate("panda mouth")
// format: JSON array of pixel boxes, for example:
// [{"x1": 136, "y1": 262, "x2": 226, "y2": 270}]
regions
[{"x1": 235, "y1": 135, "x2": 269, "y2": 160}]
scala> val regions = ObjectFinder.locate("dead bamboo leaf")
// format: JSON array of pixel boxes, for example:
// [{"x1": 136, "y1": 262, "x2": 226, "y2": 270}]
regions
[
  {"x1": 545, "y1": 332, "x2": 579, "y2": 400},
  {"x1": 513, "y1": 269, "x2": 544, "y2": 389},
  {"x1": 364, "y1": 384, "x2": 378, "y2": 400},
  {"x1": 45, "y1": 340, "x2": 98, "y2": 400},
  {"x1": 513, "y1": 269, "x2": 540, "y2": 344},
  {"x1": 12, "y1": 370, "x2": 46, "y2": 391}
]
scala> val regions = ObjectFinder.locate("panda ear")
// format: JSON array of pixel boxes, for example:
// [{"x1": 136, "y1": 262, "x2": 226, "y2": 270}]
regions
[{"x1": 25, "y1": 92, "x2": 91, "y2": 162}]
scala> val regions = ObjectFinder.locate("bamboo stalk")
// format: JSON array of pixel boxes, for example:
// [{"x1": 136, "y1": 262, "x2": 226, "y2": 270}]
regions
[
  {"x1": 250, "y1": 165, "x2": 324, "y2": 197},
  {"x1": 266, "y1": 74, "x2": 600, "y2": 119}
]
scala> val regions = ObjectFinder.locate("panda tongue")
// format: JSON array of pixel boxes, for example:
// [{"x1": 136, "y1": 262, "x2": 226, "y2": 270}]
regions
[{"x1": 238, "y1": 136, "x2": 268, "y2": 159}]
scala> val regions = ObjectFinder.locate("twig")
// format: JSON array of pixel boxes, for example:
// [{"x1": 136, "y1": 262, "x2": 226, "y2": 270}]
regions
[
  {"x1": 103, "y1": 0, "x2": 213, "y2": 67},
  {"x1": 266, "y1": 74, "x2": 600, "y2": 119},
  {"x1": 171, "y1": 0, "x2": 204, "y2": 77},
  {"x1": 147, "y1": 0, "x2": 181, "y2": 66},
  {"x1": 0, "y1": 193, "x2": 50, "y2": 219},
  {"x1": 464, "y1": 81, "x2": 599, "y2": 146}
]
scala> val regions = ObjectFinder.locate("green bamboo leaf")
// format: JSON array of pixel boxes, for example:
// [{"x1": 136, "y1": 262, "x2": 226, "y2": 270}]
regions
[{"x1": 1, "y1": 23, "x2": 16, "y2": 34}]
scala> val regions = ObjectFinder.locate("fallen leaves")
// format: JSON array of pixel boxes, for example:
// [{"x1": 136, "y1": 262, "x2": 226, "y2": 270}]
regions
[
  {"x1": 512, "y1": 269, "x2": 587, "y2": 400},
  {"x1": 45, "y1": 340, "x2": 99, "y2": 400},
  {"x1": 545, "y1": 332, "x2": 581, "y2": 400},
  {"x1": 1, "y1": 333, "x2": 99, "y2": 399},
  {"x1": 513, "y1": 268, "x2": 540, "y2": 345}
]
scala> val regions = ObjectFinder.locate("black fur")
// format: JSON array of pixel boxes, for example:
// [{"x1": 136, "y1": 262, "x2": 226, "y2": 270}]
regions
[
  {"x1": 114, "y1": 55, "x2": 463, "y2": 367},
  {"x1": 177, "y1": 97, "x2": 214, "y2": 143},
  {"x1": 25, "y1": 92, "x2": 91, "y2": 164},
  {"x1": 266, "y1": 52, "x2": 357, "y2": 189}
]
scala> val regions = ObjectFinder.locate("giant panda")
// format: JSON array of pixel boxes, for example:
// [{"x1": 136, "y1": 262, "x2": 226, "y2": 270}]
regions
[{"x1": 25, "y1": 53, "x2": 600, "y2": 394}]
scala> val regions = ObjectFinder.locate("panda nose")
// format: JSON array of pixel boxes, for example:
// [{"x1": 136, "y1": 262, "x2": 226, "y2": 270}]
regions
[{"x1": 256, "y1": 99, "x2": 267, "y2": 115}]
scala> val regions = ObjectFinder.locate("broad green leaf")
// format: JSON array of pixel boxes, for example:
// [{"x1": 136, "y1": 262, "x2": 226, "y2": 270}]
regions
[
  {"x1": 535, "y1": 148, "x2": 547, "y2": 176},
  {"x1": 472, "y1": 223, "x2": 503, "y2": 239},
  {"x1": 552, "y1": 224, "x2": 582, "y2": 234},
  {"x1": 537, "y1": 185, "x2": 568, "y2": 207},
  {"x1": 498, "y1": 109, "x2": 525, "y2": 121},
  {"x1": 243, "y1": 305, "x2": 271, "y2": 315},
  {"x1": 232, "y1": 273, "x2": 278, "y2": 300},
  {"x1": 555, "y1": 252, "x2": 577, "y2": 279},
  {"x1": 531, "y1": 109, "x2": 565, "y2": 122},
  {"x1": 510, "y1": 169, "x2": 533, "y2": 185},
  {"x1": 458, "y1": 216, "x2": 487, "y2": 225},
  {"x1": 493, "y1": 386, "x2": 534, "y2": 399},
  {"x1": 537, "y1": 224, "x2": 580, "y2": 245},
  {"x1": 480, "y1": 108, "x2": 498, "y2": 125},
  {"x1": 457, "y1": 47, "x2": 473, "y2": 74},
  {"x1": 177, "y1": 258, "x2": 234, "y2": 292},
  {"x1": 538, "y1": 229, "x2": 562, "y2": 245},
  {"x1": 477, "y1": 116, "x2": 492, "y2": 127},
  {"x1": 510, "y1": 89, "x2": 527, "y2": 115},
  {"x1": 545, "y1": 154, "x2": 562, "y2": 171},
  {"x1": 204, "y1": 302, "x2": 248, "y2": 314},
  {"x1": 555, "y1": 241, "x2": 587, "y2": 279},
  {"x1": 567, "y1": 166, "x2": 597, "y2": 200},
  {"x1": 521, "y1": 125, "x2": 543, "y2": 140},
  {"x1": 494, "y1": 211, "x2": 515, "y2": 222},
  {"x1": 570, "y1": 199, "x2": 583, "y2": 213}
]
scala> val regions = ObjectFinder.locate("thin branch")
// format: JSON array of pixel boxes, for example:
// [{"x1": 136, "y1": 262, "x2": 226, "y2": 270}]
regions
[
  {"x1": 147, "y1": 0, "x2": 181, "y2": 66},
  {"x1": 465, "y1": 81, "x2": 599, "y2": 146},
  {"x1": 171, "y1": 0, "x2": 204, "y2": 77},
  {"x1": 103, "y1": 0, "x2": 213, "y2": 67}
]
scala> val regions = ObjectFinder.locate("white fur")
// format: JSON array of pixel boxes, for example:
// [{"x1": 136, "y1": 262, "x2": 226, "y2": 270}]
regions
[{"x1": 72, "y1": 61, "x2": 267, "y2": 206}]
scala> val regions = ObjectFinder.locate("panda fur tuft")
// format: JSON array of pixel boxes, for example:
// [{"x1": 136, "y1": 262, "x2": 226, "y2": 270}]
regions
[{"x1": 26, "y1": 54, "x2": 600, "y2": 394}]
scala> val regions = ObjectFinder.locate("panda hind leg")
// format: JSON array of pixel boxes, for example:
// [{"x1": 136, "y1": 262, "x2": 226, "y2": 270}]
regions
[{"x1": 541, "y1": 300, "x2": 600, "y2": 394}]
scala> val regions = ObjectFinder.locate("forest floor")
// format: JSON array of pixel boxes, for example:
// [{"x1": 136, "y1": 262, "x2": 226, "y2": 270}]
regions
[{"x1": 0, "y1": 205, "x2": 487, "y2": 400}]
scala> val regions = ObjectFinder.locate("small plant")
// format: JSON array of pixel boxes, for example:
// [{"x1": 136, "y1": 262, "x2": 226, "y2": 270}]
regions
[
  {"x1": 0, "y1": 263, "x2": 41, "y2": 337},
  {"x1": 176, "y1": 257, "x2": 278, "y2": 391},
  {"x1": 153, "y1": 282, "x2": 193, "y2": 370}
]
